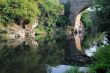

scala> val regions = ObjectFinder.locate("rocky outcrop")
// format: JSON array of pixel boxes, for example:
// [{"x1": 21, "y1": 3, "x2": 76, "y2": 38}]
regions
[{"x1": 6, "y1": 21, "x2": 38, "y2": 39}]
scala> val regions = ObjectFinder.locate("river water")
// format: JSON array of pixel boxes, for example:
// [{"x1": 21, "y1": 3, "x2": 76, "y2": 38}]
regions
[{"x1": 0, "y1": 33, "x2": 108, "y2": 73}]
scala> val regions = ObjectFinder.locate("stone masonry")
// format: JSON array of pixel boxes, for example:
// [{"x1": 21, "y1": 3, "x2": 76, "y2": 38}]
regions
[
  {"x1": 60, "y1": 0, "x2": 92, "y2": 50},
  {"x1": 60, "y1": 0, "x2": 92, "y2": 25}
]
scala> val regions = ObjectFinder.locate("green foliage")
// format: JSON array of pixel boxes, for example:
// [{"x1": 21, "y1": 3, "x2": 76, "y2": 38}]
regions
[
  {"x1": 81, "y1": 10, "x2": 92, "y2": 29},
  {"x1": 0, "y1": 0, "x2": 40, "y2": 25},
  {"x1": 82, "y1": 32, "x2": 105, "y2": 49},
  {"x1": 56, "y1": 16, "x2": 69, "y2": 27},
  {"x1": 37, "y1": 0, "x2": 64, "y2": 34},
  {"x1": 65, "y1": 67, "x2": 80, "y2": 73},
  {"x1": 89, "y1": 45, "x2": 110, "y2": 73},
  {"x1": 93, "y1": 45, "x2": 110, "y2": 64},
  {"x1": 44, "y1": 0, "x2": 63, "y2": 16},
  {"x1": 89, "y1": 63, "x2": 108, "y2": 73},
  {"x1": 39, "y1": 0, "x2": 63, "y2": 26},
  {"x1": 93, "y1": 0, "x2": 110, "y2": 40},
  {"x1": 35, "y1": 28, "x2": 46, "y2": 35}
]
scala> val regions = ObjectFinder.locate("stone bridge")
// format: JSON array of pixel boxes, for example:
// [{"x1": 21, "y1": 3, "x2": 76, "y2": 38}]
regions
[
  {"x1": 69, "y1": 0, "x2": 92, "y2": 25},
  {"x1": 60, "y1": 0, "x2": 92, "y2": 26},
  {"x1": 60, "y1": 0, "x2": 92, "y2": 50},
  {"x1": 60, "y1": 0, "x2": 92, "y2": 63}
]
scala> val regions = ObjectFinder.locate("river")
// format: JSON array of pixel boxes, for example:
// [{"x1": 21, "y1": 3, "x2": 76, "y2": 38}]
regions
[{"x1": 0, "y1": 32, "x2": 108, "y2": 73}]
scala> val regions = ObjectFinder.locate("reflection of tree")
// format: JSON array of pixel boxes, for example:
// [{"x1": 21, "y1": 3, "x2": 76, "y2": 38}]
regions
[
  {"x1": 0, "y1": 44, "x2": 43, "y2": 73},
  {"x1": 38, "y1": 37, "x2": 65, "y2": 66},
  {"x1": 0, "y1": 38, "x2": 38, "y2": 49},
  {"x1": 0, "y1": 37, "x2": 65, "y2": 73}
]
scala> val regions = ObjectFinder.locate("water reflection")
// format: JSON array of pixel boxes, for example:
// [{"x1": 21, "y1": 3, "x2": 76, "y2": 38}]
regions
[
  {"x1": 0, "y1": 33, "x2": 91, "y2": 73},
  {"x1": 85, "y1": 36, "x2": 109, "y2": 57},
  {"x1": 65, "y1": 37, "x2": 91, "y2": 66},
  {"x1": 47, "y1": 65, "x2": 71, "y2": 73},
  {"x1": 0, "y1": 36, "x2": 65, "y2": 73},
  {"x1": 0, "y1": 38, "x2": 38, "y2": 49},
  {"x1": 74, "y1": 33, "x2": 83, "y2": 52}
]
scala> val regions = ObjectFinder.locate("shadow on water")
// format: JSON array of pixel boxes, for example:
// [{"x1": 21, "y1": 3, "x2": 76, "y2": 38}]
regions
[
  {"x1": 0, "y1": 36, "x2": 65, "y2": 73},
  {"x1": 64, "y1": 36, "x2": 92, "y2": 66},
  {"x1": 0, "y1": 33, "x2": 92, "y2": 73}
]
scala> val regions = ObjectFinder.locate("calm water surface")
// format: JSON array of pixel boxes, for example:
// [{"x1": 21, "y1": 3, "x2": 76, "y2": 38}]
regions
[{"x1": 0, "y1": 35, "x2": 92, "y2": 73}]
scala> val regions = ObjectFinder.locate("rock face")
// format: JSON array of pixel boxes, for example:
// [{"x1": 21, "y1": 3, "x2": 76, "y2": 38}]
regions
[
  {"x1": 7, "y1": 21, "x2": 38, "y2": 39},
  {"x1": 8, "y1": 29, "x2": 26, "y2": 39}
]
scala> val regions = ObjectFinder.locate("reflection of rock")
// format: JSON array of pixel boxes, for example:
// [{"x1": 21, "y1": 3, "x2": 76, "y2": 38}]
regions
[
  {"x1": 8, "y1": 37, "x2": 25, "y2": 48},
  {"x1": 26, "y1": 38, "x2": 39, "y2": 48},
  {"x1": 7, "y1": 38, "x2": 38, "y2": 49}
]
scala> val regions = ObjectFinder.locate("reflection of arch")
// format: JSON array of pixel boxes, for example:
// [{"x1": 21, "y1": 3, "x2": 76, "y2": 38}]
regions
[
  {"x1": 73, "y1": 3, "x2": 91, "y2": 51},
  {"x1": 65, "y1": 38, "x2": 92, "y2": 66}
]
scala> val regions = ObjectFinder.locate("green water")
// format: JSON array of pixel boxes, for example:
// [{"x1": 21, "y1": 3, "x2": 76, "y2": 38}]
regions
[
  {"x1": 0, "y1": 35, "x2": 67, "y2": 73},
  {"x1": 0, "y1": 34, "x2": 92, "y2": 73}
]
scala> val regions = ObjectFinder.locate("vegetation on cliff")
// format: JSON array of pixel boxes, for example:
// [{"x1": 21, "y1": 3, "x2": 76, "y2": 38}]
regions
[
  {"x1": 0, "y1": 0, "x2": 41, "y2": 25},
  {"x1": 0, "y1": 0, "x2": 65, "y2": 38},
  {"x1": 36, "y1": 0, "x2": 65, "y2": 34}
]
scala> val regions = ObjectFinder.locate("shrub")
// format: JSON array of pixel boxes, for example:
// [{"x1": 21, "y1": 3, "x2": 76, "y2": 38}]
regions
[
  {"x1": 81, "y1": 10, "x2": 93, "y2": 29},
  {"x1": 0, "y1": 0, "x2": 40, "y2": 25},
  {"x1": 37, "y1": 0, "x2": 64, "y2": 34},
  {"x1": 93, "y1": 45, "x2": 110, "y2": 64},
  {"x1": 65, "y1": 67, "x2": 80, "y2": 73},
  {"x1": 39, "y1": 0, "x2": 63, "y2": 27},
  {"x1": 89, "y1": 45, "x2": 110, "y2": 73}
]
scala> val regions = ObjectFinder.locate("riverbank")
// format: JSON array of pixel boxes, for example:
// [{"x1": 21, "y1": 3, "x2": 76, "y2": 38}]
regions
[{"x1": 0, "y1": 21, "x2": 39, "y2": 39}]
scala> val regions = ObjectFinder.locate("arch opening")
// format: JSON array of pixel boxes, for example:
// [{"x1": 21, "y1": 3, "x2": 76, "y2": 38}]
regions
[{"x1": 73, "y1": 4, "x2": 91, "y2": 51}]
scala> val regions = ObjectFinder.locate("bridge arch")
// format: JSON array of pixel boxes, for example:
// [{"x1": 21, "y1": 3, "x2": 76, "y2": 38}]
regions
[
  {"x1": 60, "y1": 0, "x2": 92, "y2": 51},
  {"x1": 73, "y1": 3, "x2": 91, "y2": 51},
  {"x1": 74, "y1": 3, "x2": 91, "y2": 27}
]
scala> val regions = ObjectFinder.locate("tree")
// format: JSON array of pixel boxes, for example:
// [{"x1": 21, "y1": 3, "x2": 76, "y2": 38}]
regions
[
  {"x1": 81, "y1": 10, "x2": 92, "y2": 29},
  {"x1": 40, "y1": 0, "x2": 63, "y2": 26},
  {"x1": 0, "y1": 0, "x2": 40, "y2": 25},
  {"x1": 93, "y1": 0, "x2": 110, "y2": 40},
  {"x1": 37, "y1": 0, "x2": 64, "y2": 33}
]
